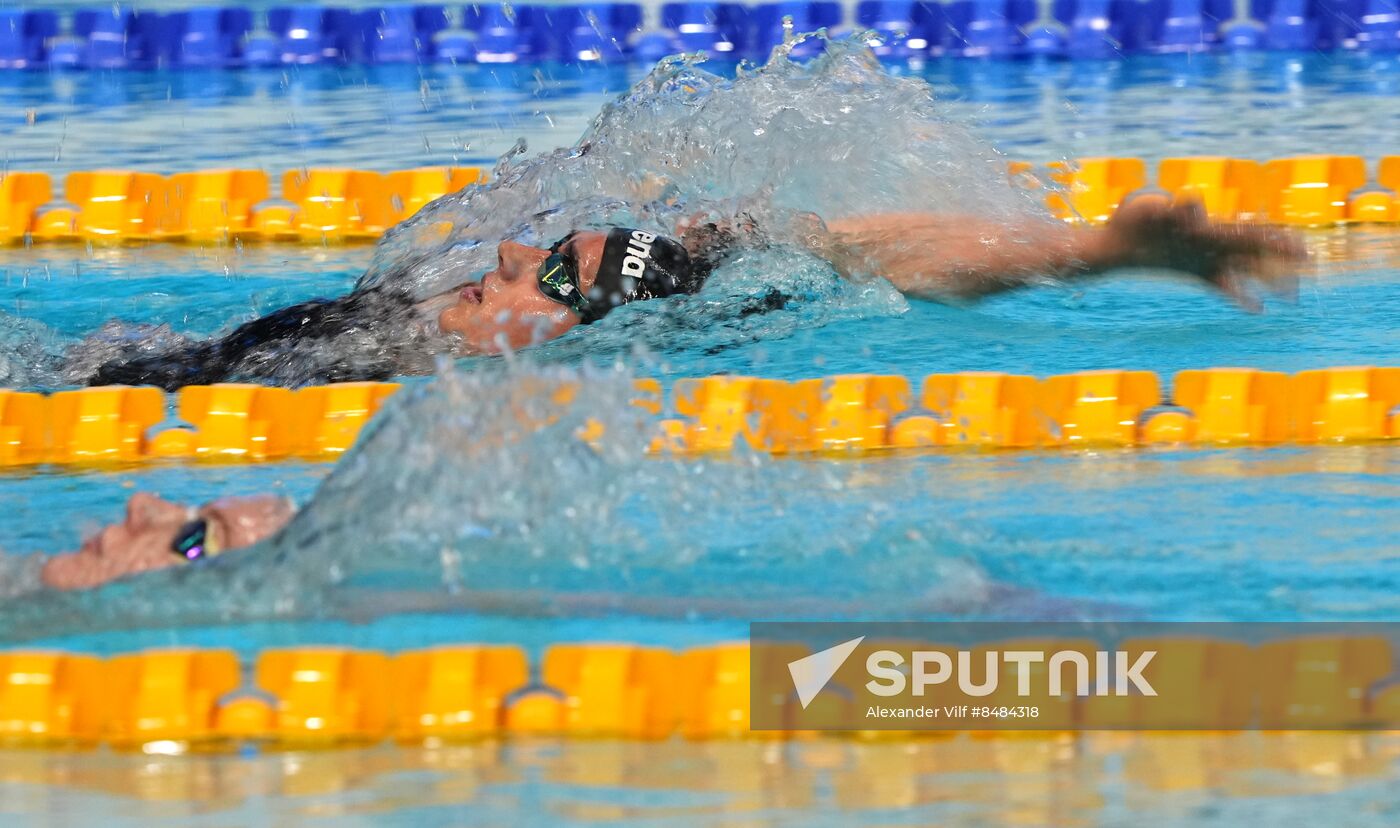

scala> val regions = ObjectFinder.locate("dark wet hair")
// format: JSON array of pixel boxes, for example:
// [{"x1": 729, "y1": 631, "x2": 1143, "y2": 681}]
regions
[
  {"x1": 679, "y1": 218, "x2": 749, "y2": 283},
  {"x1": 87, "y1": 289, "x2": 423, "y2": 391}
]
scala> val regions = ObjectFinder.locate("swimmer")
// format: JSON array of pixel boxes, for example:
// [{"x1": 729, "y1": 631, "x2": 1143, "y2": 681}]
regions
[
  {"x1": 86, "y1": 197, "x2": 1303, "y2": 390},
  {"x1": 36, "y1": 493, "x2": 295, "y2": 591}
]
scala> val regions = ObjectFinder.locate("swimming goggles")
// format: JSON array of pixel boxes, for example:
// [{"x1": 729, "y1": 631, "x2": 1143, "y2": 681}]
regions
[
  {"x1": 170, "y1": 516, "x2": 222, "y2": 562},
  {"x1": 535, "y1": 232, "x2": 590, "y2": 316}
]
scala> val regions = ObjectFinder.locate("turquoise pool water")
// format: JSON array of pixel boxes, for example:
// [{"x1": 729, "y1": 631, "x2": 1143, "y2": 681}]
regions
[{"x1": 1, "y1": 48, "x2": 1399, "y2": 825}]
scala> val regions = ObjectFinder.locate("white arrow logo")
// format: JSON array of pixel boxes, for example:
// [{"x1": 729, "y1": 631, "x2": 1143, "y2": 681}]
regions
[{"x1": 788, "y1": 636, "x2": 865, "y2": 710}]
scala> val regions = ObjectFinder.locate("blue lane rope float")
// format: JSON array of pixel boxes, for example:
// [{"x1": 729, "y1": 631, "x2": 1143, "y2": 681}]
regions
[{"x1": 1, "y1": 1, "x2": 1397, "y2": 72}]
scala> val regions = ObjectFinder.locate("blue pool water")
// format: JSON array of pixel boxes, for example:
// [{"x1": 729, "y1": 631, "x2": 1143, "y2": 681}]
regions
[
  {"x1": 11, "y1": 53, "x2": 1400, "y2": 175},
  {"x1": 1, "y1": 47, "x2": 1399, "y2": 825}
]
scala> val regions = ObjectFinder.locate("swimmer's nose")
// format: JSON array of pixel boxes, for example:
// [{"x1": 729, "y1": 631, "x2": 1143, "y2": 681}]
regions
[
  {"x1": 126, "y1": 492, "x2": 162, "y2": 528},
  {"x1": 92, "y1": 524, "x2": 120, "y2": 558},
  {"x1": 497, "y1": 241, "x2": 543, "y2": 282},
  {"x1": 126, "y1": 491, "x2": 180, "y2": 530}
]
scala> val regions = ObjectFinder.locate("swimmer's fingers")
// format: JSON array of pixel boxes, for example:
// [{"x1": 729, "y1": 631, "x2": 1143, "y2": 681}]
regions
[
  {"x1": 1250, "y1": 252, "x2": 1301, "y2": 301},
  {"x1": 1201, "y1": 249, "x2": 1298, "y2": 311},
  {"x1": 1194, "y1": 220, "x2": 1306, "y2": 307},
  {"x1": 1212, "y1": 221, "x2": 1308, "y2": 264},
  {"x1": 1213, "y1": 270, "x2": 1264, "y2": 314},
  {"x1": 1259, "y1": 266, "x2": 1300, "y2": 302},
  {"x1": 1217, "y1": 247, "x2": 1302, "y2": 301}
]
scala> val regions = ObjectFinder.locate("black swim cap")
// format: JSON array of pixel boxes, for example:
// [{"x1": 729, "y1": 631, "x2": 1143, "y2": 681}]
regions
[{"x1": 579, "y1": 228, "x2": 699, "y2": 324}]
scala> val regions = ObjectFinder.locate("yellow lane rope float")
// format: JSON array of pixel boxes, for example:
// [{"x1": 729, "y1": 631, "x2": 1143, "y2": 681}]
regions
[{"x1": 2, "y1": 366, "x2": 1397, "y2": 467}]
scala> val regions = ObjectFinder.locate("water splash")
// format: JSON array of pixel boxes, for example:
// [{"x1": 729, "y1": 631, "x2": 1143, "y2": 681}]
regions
[
  {"x1": 361, "y1": 36, "x2": 1041, "y2": 302},
  {"x1": 0, "y1": 310, "x2": 68, "y2": 389}
]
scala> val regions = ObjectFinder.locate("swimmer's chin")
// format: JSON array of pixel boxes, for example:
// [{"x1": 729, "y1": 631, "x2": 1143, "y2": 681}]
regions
[
  {"x1": 434, "y1": 308, "x2": 582, "y2": 358},
  {"x1": 445, "y1": 335, "x2": 498, "y2": 358},
  {"x1": 462, "y1": 346, "x2": 495, "y2": 357},
  {"x1": 440, "y1": 331, "x2": 536, "y2": 359}
]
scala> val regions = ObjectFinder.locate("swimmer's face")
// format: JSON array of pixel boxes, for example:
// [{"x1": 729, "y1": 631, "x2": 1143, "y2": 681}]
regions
[
  {"x1": 39, "y1": 492, "x2": 295, "y2": 591},
  {"x1": 437, "y1": 232, "x2": 610, "y2": 354}
]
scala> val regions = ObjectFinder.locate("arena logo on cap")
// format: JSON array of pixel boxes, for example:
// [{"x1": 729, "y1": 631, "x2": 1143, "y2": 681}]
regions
[{"x1": 621, "y1": 230, "x2": 656, "y2": 277}]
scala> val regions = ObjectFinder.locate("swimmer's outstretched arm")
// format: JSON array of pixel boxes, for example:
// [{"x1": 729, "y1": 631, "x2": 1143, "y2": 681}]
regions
[{"x1": 806, "y1": 199, "x2": 1305, "y2": 311}]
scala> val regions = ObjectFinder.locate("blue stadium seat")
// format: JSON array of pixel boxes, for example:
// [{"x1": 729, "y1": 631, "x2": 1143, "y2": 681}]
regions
[
  {"x1": 1260, "y1": 0, "x2": 1355, "y2": 49},
  {"x1": 751, "y1": 2, "x2": 832, "y2": 58},
  {"x1": 417, "y1": 5, "x2": 453, "y2": 58},
  {"x1": 361, "y1": 6, "x2": 423, "y2": 62},
  {"x1": 1248, "y1": 0, "x2": 1361, "y2": 49},
  {"x1": 164, "y1": 7, "x2": 255, "y2": 68},
  {"x1": 266, "y1": 7, "x2": 325, "y2": 63},
  {"x1": 74, "y1": 8, "x2": 128, "y2": 68},
  {"x1": 1067, "y1": 0, "x2": 1119, "y2": 57},
  {"x1": 267, "y1": 6, "x2": 358, "y2": 64},
  {"x1": 356, "y1": 5, "x2": 449, "y2": 63},
  {"x1": 614, "y1": 3, "x2": 643, "y2": 34},
  {"x1": 1142, "y1": 0, "x2": 1233, "y2": 51},
  {"x1": 660, "y1": 2, "x2": 748, "y2": 56},
  {"x1": 1118, "y1": 0, "x2": 1168, "y2": 52},
  {"x1": 1023, "y1": 24, "x2": 1067, "y2": 57},
  {"x1": 810, "y1": 0, "x2": 843, "y2": 28},
  {"x1": 1221, "y1": 25, "x2": 1264, "y2": 48},
  {"x1": 242, "y1": 31, "x2": 280, "y2": 66},
  {"x1": 418, "y1": 5, "x2": 451, "y2": 40},
  {"x1": 854, "y1": 1, "x2": 944, "y2": 57},
  {"x1": 48, "y1": 40, "x2": 83, "y2": 69},
  {"x1": 634, "y1": 30, "x2": 682, "y2": 61},
  {"x1": 1158, "y1": 0, "x2": 1211, "y2": 51},
  {"x1": 1264, "y1": 0, "x2": 1320, "y2": 48},
  {"x1": 431, "y1": 28, "x2": 477, "y2": 62},
  {"x1": 1044, "y1": 0, "x2": 1160, "y2": 55},
  {"x1": 1330, "y1": 0, "x2": 1365, "y2": 47},
  {"x1": 463, "y1": 3, "x2": 534, "y2": 61},
  {"x1": 944, "y1": 0, "x2": 1032, "y2": 56},
  {"x1": 559, "y1": 3, "x2": 630, "y2": 62},
  {"x1": 1357, "y1": 0, "x2": 1400, "y2": 49},
  {"x1": 74, "y1": 7, "x2": 162, "y2": 69},
  {"x1": 0, "y1": 10, "x2": 58, "y2": 69},
  {"x1": 521, "y1": 5, "x2": 558, "y2": 59}
]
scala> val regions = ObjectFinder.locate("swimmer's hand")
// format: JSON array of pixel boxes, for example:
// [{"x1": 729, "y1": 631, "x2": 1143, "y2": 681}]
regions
[{"x1": 1100, "y1": 197, "x2": 1307, "y2": 312}]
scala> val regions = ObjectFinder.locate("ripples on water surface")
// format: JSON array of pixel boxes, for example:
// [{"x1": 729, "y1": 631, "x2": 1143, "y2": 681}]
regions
[
  {"x1": 6, "y1": 734, "x2": 1400, "y2": 827},
  {"x1": 8, "y1": 53, "x2": 1400, "y2": 173}
]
